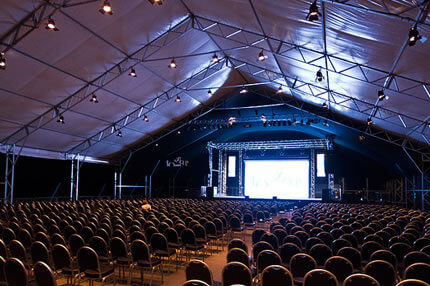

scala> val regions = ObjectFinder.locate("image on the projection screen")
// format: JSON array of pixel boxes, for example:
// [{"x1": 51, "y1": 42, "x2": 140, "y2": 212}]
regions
[{"x1": 244, "y1": 160, "x2": 310, "y2": 199}]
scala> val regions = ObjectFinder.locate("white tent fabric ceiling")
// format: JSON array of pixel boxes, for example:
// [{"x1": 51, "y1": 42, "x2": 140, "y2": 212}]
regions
[{"x1": 0, "y1": 0, "x2": 429, "y2": 161}]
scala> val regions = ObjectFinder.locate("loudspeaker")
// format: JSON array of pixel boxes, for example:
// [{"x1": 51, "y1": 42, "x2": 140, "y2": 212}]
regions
[
  {"x1": 206, "y1": 187, "x2": 213, "y2": 199},
  {"x1": 245, "y1": 195, "x2": 249, "y2": 200},
  {"x1": 322, "y1": 189, "x2": 331, "y2": 202},
  {"x1": 273, "y1": 196, "x2": 277, "y2": 200}
]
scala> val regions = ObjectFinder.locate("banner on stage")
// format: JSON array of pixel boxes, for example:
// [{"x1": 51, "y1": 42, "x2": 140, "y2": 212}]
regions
[{"x1": 166, "y1": 156, "x2": 189, "y2": 167}]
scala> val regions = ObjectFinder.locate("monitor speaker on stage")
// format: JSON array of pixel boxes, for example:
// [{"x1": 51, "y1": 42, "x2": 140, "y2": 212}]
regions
[
  {"x1": 322, "y1": 189, "x2": 331, "y2": 202},
  {"x1": 206, "y1": 187, "x2": 214, "y2": 199},
  {"x1": 273, "y1": 196, "x2": 277, "y2": 200},
  {"x1": 245, "y1": 195, "x2": 249, "y2": 200}
]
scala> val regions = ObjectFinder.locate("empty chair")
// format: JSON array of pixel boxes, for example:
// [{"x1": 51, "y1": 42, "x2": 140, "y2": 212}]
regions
[
  {"x1": 279, "y1": 242, "x2": 301, "y2": 267},
  {"x1": 68, "y1": 234, "x2": 85, "y2": 258},
  {"x1": 34, "y1": 261, "x2": 57, "y2": 286},
  {"x1": 181, "y1": 228, "x2": 205, "y2": 262},
  {"x1": 77, "y1": 246, "x2": 115, "y2": 286},
  {"x1": 252, "y1": 241, "x2": 273, "y2": 264},
  {"x1": 256, "y1": 250, "x2": 281, "y2": 278},
  {"x1": 3, "y1": 228, "x2": 16, "y2": 245},
  {"x1": 0, "y1": 239, "x2": 7, "y2": 258},
  {"x1": 222, "y1": 261, "x2": 252, "y2": 286},
  {"x1": 396, "y1": 280, "x2": 429, "y2": 286},
  {"x1": 303, "y1": 269, "x2": 338, "y2": 286},
  {"x1": 51, "y1": 233, "x2": 66, "y2": 246},
  {"x1": 324, "y1": 256, "x2": 354, "y2": 283},
  {"x1": 151, "y1": 232, "x2": 177, "y2": 271},
  {"x1": 129, "y1": 239, "x2": 163, "y2": 286},
  {"x1": 338, "y1": 246, "x2": 362, "y2": 271},
  {"x1": 370, "y1": 250, "x2": 398, "y2": 270},
  {"x1": 332, "y1": 238, "x2": 353, "y2": 255},
  {"x1": 390, "y1": 243, "x2": 412, "y2": 265},
  {"x1": 227, "y1": 248, "x2": 251, "y2": 269},
  {"x1": 51, "y1": 244, "x2": 78, "y2": 285},
  {"x1": 284, "y1": 235, "x2": 303, "y2": 249},
  {"x1": 305, "y1": 237, "x2": 325, "y2": 253},
  {"x1": 228, "y1": 239, "x2": 248, "y2": 254},
  {"x1": 89, "y1": 236, "x2": 111, "y2": 263},
  {"x1": 309, "y1": 243, "x2": 333, "y2": 266},
  {"x1": 260, "y1": 233, "x2": 279, "y2": 251},
  {"x1": 110, "y1": 237, "x2": 130, "y2": 279},
  {"x1": 9, "y1": 240, "x2": 27, "y2": 265},
  {"x1": 404, "y1": 263, "x2": 430, "y2": 284},
  {"x1": 344, "y1": 273, "x2": 381, "y2": 286},
  {"x1": 261, "y1": 265, "x2": 293, "y2": 286},
  {"x1": 289, "y1": 253, "x2": 317, "y2": 285},
  {"x1": 30, "y1": 241, "x2": 50, "y2": 265},
  {"x1": 4, "y1": 258, "x2": 29, "y2": 286},
  {"x1": 403, "y1": 252, "x2": 430, "y2": 272},
  {"x1": 364, "y1": 260, "x2": 396, "y2": 286},
  {"x1": 185, "y1": 260, "x2": 213, "y2": 286},
  {"x1": 182, "y1": 280, "x2": 209, "y2": 286},
  {"x1": 414, "y1": 238, "x2": 430, "y2": 251},
  {"x1": 362, "y1": 241, "x2": 384, "y2": 264}
]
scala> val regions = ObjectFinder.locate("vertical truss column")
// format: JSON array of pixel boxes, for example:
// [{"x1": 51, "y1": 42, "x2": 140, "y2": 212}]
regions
[
  {"x1": 310, "y1": 149, "x2": 316, "y2": 198},
  {"x1": 218, "y1": 149, "x2": 223, "y2": 196},
  {"x1": 4, "y1": 145, "x2": 17, "y2": 204},
  {"x1": 208, "y1": 146, "x2": 213, "y2": 187},
  {"x1": 222, "y1": 151, "x2": 227, "y2": 195},
  {"x1": 70, "y1": 158, "x2": 80, "y2": 201},
  {"x1": 238, "y1": 150, "x2": 243, "y2": 196},
  {"x1": 114, "y1": 171, "x2": 118, "y2": 200}
]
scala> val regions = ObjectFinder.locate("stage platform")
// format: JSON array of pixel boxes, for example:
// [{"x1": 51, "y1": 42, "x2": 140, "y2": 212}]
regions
[{"x1": 213, "y1": 194, "x2": 322, "y2": 202}]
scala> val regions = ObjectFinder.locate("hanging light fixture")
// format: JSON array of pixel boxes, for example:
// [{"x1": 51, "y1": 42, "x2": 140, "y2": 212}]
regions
[
  {"x1": 240, "y1": 86, "x2": 248, "y2": 94},
  {"x1": 0, "y1": 52, "x2": 5, "y2": 70},
  {"x1": 322, "y1": 102, "x2": 328, "y2": 109},
  {"x1": 99, "y1": 0, "x2": 113, "y2": 15},
  {"x1": 323, "y1": 120, "x2": 329, "y2": 126},
  {"x1": 260, "y1": 114, "x2": 267, "y2": 123},
  {"x1": 177, "y1": 130, "x2": 181, "y2": 135},
  {"x1": 307, "y1": 1, "x2": 321, "y2": 21},
  {"x1": 212, "y1": 54, "x2": 219, "y2": 63},
  {"x1": 128, "y1": 68, "x2": 137, "y2": 77},
  {"x1": 175, "y1": 95, "x2": 181, "y2": 102},
  {"x1": 89, "y1": 94, "x2": 98, "y2": 103},
  {"x1": 378, "y1": 90, "x2": 387, "y2": 101},
  {"x1": 367, "y1": 118, "x2": 373, "y2": 126},
  {"x1": 169, "y1": 58, "x2": 177, "y2": 69},
  {"x1": 57, "y1": 115, "x2": 65, "y2": 124},
  {"x1": 116, "y1": 130, "x2": 122, "y2": 137},
  {"x1": 208, "y1": 90, "x2": 213, "y2": 96},
  {"x1": 408, "y1": 25, "x2": 421, "y2": 47},
  {"x1": 258, "y1": 50, "x2": 265, "y2": 61},
  {"x1": 148, "y1": 0, "x2": 163, "y2": 5},
  {"x1": 316, "y1": 69, "x2": 324, "y2": 82},
  {"x1": 277, "y1": 86, "x2": 284, "y2": 94},
  {"x1": 143, "y1": 115, "x2": 149, "y2": 122},
  {"x1": 45, "y1": 17, "x2": 59, "y2": 31}
]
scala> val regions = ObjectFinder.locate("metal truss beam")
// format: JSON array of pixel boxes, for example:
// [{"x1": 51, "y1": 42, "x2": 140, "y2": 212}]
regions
[
  {"x1": 192, "y1": 16, "x2": 430, "y2": 105},
  {"x1": 208, "y1": 139, "x2": 330, "y2": 151},
  {"x1": 251, "y1": 86, "x2": 430, "y2": 160},
  {"x1": 1, "y1": 16, "x2": 192, "y2": 147},
  {"x1": 227, "y1": 56, "x2": 430, "y2": 148},
  {"x1": 3, "y1": 145, "x2": 17, "y2": 204},
  {"x1": 69, "y1": 58, "x2": 229, "y2": 156}
]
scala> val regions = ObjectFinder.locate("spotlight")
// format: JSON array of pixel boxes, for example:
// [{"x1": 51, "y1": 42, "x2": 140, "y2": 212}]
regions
[
  {"x1": 0, "y1": 52, "x2": 5, "y2": 70},
  {"x1": 128, "y1": 68, "x2": 137, "y2": 77},
  {"x1": 359, "y1": 135, "x2": 366, "y2": 141},
  {"x1": 258, "y1": 50, "x2": 265, "y2": 61},
  {"x1": 212, "y1": 54, "x2": 219, "y2": 63},
  {"x1": 177, "y1": 130, "x2": 181, "y2": 135},
  {"x1": 378, "y1": 90, "x2": 387, "y2": 101},
  {"x1": 260, "y1": 114, "x2": 267, "y2": 123},
  {"x1": 322, "y1": 102, "x2": 328, "y2": 109},
  {"x1": 143, "y1": 115, "x2": 149, "y2": 122},
  {"x1": 240, "y1": 86, "x2": 248, "y2": 94},
  {"x1": 99, "y1": 0, "x2": 113, "y2": 15},
  {"x1": 89, "y1": 94, "x2": 98, "y2": 103},
  {"x1": 408, "y1": 25, "x2": 421, "y2": 47},
  {"x1": 208, "y1": 90, "x2": 213, "y2": 96},
  {"x1": 175, "y1": 95, "x2": 181, "y2": 102},
  {"x1": 116, "y1": 130, "x2": 122, "y2": 137},
  {"x1": 169, "y1": 58, "x2": 177, "y2": 69},
  {"x1": 148, "y1": 0, "x2": 163, "y2": 5},
  {"x1": 323, "y1": 120, "x2": 329, "y2": 126},
  {"x1": 367, "y1": 118, "x2": 373, "y2": 126},
  {"x1": 316, "y1": 70, "x2": 324, "y2": 82},
  {"x1": 307, "y1": 1, "x2": 321, "y2": 21},
  {"x1": 45, "y1": 17, "x2": 59, "y2": 31},
  {"x1": 277, "y1": 86, "x2": 284, "y2": 94},
  {"x1": 155, "y1": 143, "x2": 159, "y2": 147},
  {"x1": 292, "y1": 118, "x2": 297, "y2": 125},
  {"x1": 57, "y1": 115, "x2": 65, "y2": 124}
]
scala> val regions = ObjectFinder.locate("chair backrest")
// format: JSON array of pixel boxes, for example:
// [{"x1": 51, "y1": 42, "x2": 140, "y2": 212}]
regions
[
  {"x1": 252, "y1": 241, "x2": 274, "y2": 263},
  {"x1": 414, "y1": 238, "x2": 430, "y2": 251},
  {"x1": 130, "y1": 239, "x2": 150, "y2": 262},
  {"x1": 0, "y1": 256, "x2": 6, "y2": 282},
  {"x1": 343, "y1": 273, "x2": 381, "y2": 286},
  {"x1": 228, "y1": 239, "x2": 248, "y2": 254},
  {"x1": 364, "y1": 260, "x2": 396, "y2": 286},
  {"x1": 227, "y1": 248, "x2": 250, "y2": 268},
  {"x1": 0, "y1": 239, "x2": 7, "y2": 258},
  {"x1": 222, "y1": 261, "x2": 252, "y2": 286},
  {"x1": 279, "y1": 242, "x2": 301, "y2": 265},
  {"x1": 404, "y1": 262, "x2": 430, "y2": 284},
  {"x1": 69, "y1": 234, "x2": 85, "y2": 256},
  {"x1": 338, "y1": 246, "x2": 362, "y2": 270},
  {"x1": 151, "y1": 232, "x2": 169, "y2": 252},
  {"x1": 390, "y1": 242, "x2": 412, "y2": 263},
  {"x1": 324, "y1": 255, "x2": 354, "y2": 282},
  {"x1": 130, "y1": 231, "x2": 147, "y2": 243},
  {"x1": 9, "y1": 240, "x2": 26, "y2": 262},
  {"x1": 309, "y1": 243, "x2": 333, "y2": 266},
  {"x1": 182, "y1": 280, "x2": 209, "y2": 286},
  {"x1": 89, "y1": 235, "x2": 108, "y2": 257},
  {"x1": 256, "y1": 250, "x2": 281, "y2": 274},
  {"x1": 403, "y1": 251, "x2": 430, "y2": 272},
  {"x1": 110, "y1": 237, "x2": 128, "y2": 259},
  {"x1": 396, "y1": 279, "x2": 430, "y2": 286},
  {"x1": 303, "y1": 269, "x2": 338, "y2": 286},
  {"x1": 261, "y1": 265, "x2": 293, "y2": 286},
  {"x1": 362, "y1": 241, "x2": 384, "y2": 261},
  {"x1": 283, "y1": 234, "x2": 303, "y2": 248},
  {"x1": 260, "y1": 233, "x2": 279, "y2": 251},
  {"x1": 185, "y1": 260, "x2": 213, "y2": 286},
  {"x1": 77, "y1": 246, "x2": 99, "y2": 273},
  {"x1": 370, "y1": 249, "x2": 398, "y2": 270},
  {"x1": 252, "y1": 229, "x2": 266, "y2": 245},
  {"x1": 30, "y1": 241, "x2": 50, "y2": 264},
  {"x1": 51, "y1": 233, "x2": 66, "y2": 246},
  {"x1": 5, "y1": 257, "x2": 28, "y2": 286},
  {"x1": 289, "y1": 253, "x2": 317, "y2": 279},
  {"x1": 52, "y1": 244, "x2": 71, "y2": 271},
  {"x1": 34, "y1": 261, "x2": 57, "y2": 286},
  {"x1": 182, "y1": 228, "x2": 197, "y2": 246},
  {"x1": 332, "y1": 238, "x2": 353, "y2": 255}
]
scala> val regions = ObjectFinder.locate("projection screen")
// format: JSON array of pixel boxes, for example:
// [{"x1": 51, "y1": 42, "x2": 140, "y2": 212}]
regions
[{"x1": 244, "y1": 160, "x2": 310, "y2": 199}]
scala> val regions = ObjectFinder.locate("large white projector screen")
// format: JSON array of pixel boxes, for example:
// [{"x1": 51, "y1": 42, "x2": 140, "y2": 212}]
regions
[{"x1": 244, "y1": 160, "x2": 310, "y2": 199}]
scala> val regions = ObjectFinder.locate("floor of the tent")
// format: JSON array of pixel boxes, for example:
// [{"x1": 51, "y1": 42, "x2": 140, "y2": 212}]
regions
[{"x1": 57, "y1": 229, "x2": 258, "y2": 286}]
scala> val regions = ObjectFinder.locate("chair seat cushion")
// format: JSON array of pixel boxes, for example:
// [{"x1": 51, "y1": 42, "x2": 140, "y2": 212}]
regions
[
  {"x1": 231, "y1": 227, "x2": 243, "y2": 232},
  {"x1": 185, "y1": 244, "x2": 204, "y2": 251},
  {"x1": 137, "y1": 258, "x2": 161, "y2": 268},
  {"x1": 168, "y1": 242, "x2": 182, "y2": 248},
  {"x1": 84, "y1": 265, "x2": 114, "y2": 278},
  {"x1": 154, "y1": 248, "x2": 176, "y2": 257},
  {"x1": 116, "y1": 256, "x2": 130, "y2": 265}
]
